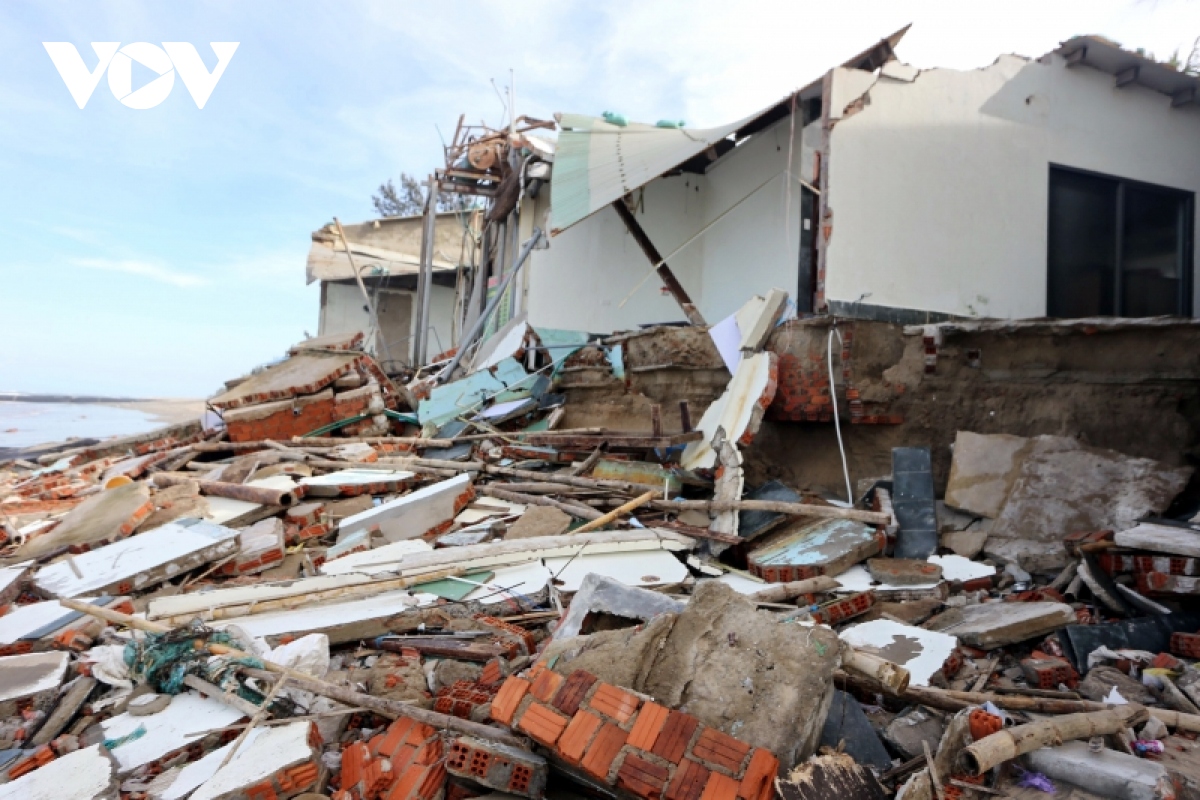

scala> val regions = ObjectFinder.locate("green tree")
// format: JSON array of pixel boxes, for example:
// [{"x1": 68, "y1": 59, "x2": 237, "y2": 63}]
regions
[{"x1": 372, "y1": 172, "x2": 480, "y2": 217}]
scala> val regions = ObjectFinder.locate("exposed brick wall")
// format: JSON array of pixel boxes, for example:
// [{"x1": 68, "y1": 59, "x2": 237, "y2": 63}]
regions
[{"x1": 224, "y1": 390, "x2": 338, "y2": 443}]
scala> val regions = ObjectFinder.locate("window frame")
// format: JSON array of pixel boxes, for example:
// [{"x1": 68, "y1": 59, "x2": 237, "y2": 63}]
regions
[{"x1": 1048, "y1": 164, "x2": 1195, "y2": 318}]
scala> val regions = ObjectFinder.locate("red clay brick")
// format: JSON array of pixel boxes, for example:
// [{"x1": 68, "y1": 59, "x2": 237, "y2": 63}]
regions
[
  {"x1": 489, "y1": 677, "x2": 531, "y2": 726},
  {"x1": 551, "y1": 669, "x2": 598, "y2": 716},
  {"x1": 530, "y1": 668, "x2": 564, "y2": 703},
  {"x1": 516, "y1": 702, "x2": 569, "y2": 747},
  {"x1": 341, "y1": 742, "x2": 371, "y2": 789},
  {"x1": 737, "y1": 749, "x2": 779, "y2": 800},
  {"x1": 581, "y1": 722, "x2": 628, "y2": 781},
  {"x1": 618, "y1": 753, "x2": 670, "y2": 800},
  {"x1": 557, "y1": 710, "x2": 603, "y2": 764},
  {"x1": 667, "y1": 759, "x2": 712, "y2": 800},
  {"x1": 589, "y1": 683, "x2": 640, "y2": 724},
  {"x1": 691, "y1": 728, "x2": 751, "y2": 773},
  {"x1": 627, "y1": 702, "x2": 670, "y2": 751},
  {"x1": 652, "y1": 711, "x2": 700, "y2": 764},
  {"x1": 699, "y1": 772, "x2": 741, "y2": 800}
]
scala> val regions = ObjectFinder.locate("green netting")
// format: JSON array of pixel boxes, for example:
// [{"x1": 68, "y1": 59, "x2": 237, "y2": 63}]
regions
[{"x1": 124, "y1": 622, "x2": 266, "y2": 702}]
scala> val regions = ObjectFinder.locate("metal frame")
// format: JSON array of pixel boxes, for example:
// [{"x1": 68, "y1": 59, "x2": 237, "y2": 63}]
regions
[{"x1": 1048, "y1": 163, "x2": 1195, "y2": 318}]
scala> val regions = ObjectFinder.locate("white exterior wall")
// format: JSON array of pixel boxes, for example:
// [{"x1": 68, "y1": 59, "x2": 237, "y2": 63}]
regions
[
  {"x1": 823, "y1": 55, "x2": 1200, "y2": 318},
  {"x1": 319, "y1": 281, "x2": 456, "y2": 363},
  {"x1": 525, "y1": 118, "x2": 817, "y2": 332}
]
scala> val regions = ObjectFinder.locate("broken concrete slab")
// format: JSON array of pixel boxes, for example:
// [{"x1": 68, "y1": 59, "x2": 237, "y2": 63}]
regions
[
  {"x1": 319, "y1": 539, "x2": 433, "y2": 576},
  {"x1": 925, "y1": 601, "x2": 1076, "y2": 649},
  {"x1": 867, "y1": 558, "x2": 943, "y2": 586},
  {"x1": 0, "y1": 596, "x2": 126, "y2": 654},
  {"x1": 339, "y1": 473, "x2": 474, "y2": 542},
  {"x1": 0, "y1": 743, "x2": 118, "y2": 800},
  {"x1": 642, "y1": 580, "x2": 842, "y2": 768},
  {"x1": 831, "y1": 565, "x2": 946, "y2": 601},
  {"x1": 984, "y1": 436, "x2": 1192, "y2": 572},
  {"x1": 736, "y1": 288, "x2": 789, "y2": 353},
  {"x1": 552, "y1": 573, "x2": 685, "y2": 640},
  {"x1": 819, "y1": 690, "x2": 894, "y2": 772},
  {"x1": 1078, "y1": 665, "x2": 1157, "y2": 706},
  {"x1": 217, "y1": 517, "x2": 285, "y2": 577},
  {"x1": 840, "y1": 619, "x2": 958, "y2": 687},
  {"x1": 11, "y1": 481, "x2": 153, "y2": 562},
  {"x1": 299, "y1": 468, "x2": 415, "y2": 498},
  {"x1": 747, "y1": 517, "x2": 883, "y2": 582},
  {"x1": 541, "y1": 549, "x2": 689, "y2": 592},
  {"x1": 944, "y1": 431, "x2": 1031, "y2": 518},
  {"x1": 1023, "y1": 740, "x2": 1173, "y2": 800},
  {"x1": 1115, "y1": 521, "x2": 1200, "y2": 557},
  {"x1": 0, "y1": 650, "x2": 70, "y2": 716},
  {"x1": 504, "y1": 505, "x2": 572, "y2": 539},
  {"x1": 681, "y1": 351, "x2": 778, "y2": 470},
  {"x1": 100, "y1": 690, "x2": 245, "y2": 774},
  {"x1": 217, "y1": 588, "x2": 427, "y2": 646},
  {"x1": 0, "y1": 564, "x2": 30, "y2": 608},
  {"x1": 188, "y1": 721, "x2": 320, "y2": 800},
  {"x1": 892, "y1": 447, "x2": 938, "y2": 559},
  {"x1": 209, "y1": 351, "x2": 364, "y2": 410},
  {"x1": 35, "y1": 518, "x2": 241, "y2": 598}
]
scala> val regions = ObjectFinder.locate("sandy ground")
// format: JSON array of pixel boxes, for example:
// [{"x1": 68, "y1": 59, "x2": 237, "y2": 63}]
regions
[{"x1": 98, "y1": 398, "x2": 208, "y2": 426}]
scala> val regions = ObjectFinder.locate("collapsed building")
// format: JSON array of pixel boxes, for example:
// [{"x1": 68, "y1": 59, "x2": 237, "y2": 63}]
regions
[{"x1": 3, "y1": 26, "x2": 1200, "y2": 800}]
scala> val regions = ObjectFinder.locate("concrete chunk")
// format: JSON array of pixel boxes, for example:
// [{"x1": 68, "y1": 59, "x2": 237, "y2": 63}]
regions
[
  {"x1": 35, "y1": 519, "x2": 241, "y2": 599},
  {"x1": 840, "y1": 619, "x2": 958, "y2": 687},
  {"x1": 681, "y1": 351, "x2": 778, "y2": 470},
  {"x1": 925, "y1": 601, "x2": 1076, "y2": 649},
  {"x1": 748, "y1": 517, "x2": 882, "y2": 582},
  {"x1": 0, "y1": 651, "x2": 70, "y2": 716},
  {"x1": 339, "y1": 473, "x2": 474, "y2": 542},
  {"x1": 944, "y1": 431, "x2": 1031, "y2": 518},
  {"x1": 13, "y1": 481, "x2": 152, "y2": 561},
  {"x1": 553, "y1": 573, "x2": 685, "y2": 641},
  {"x1": 505, "y1": 506, "x2": 572, "y2": 540},
  {"x1": 0, "y1": 744, "x2": 118, "y2": 800}
]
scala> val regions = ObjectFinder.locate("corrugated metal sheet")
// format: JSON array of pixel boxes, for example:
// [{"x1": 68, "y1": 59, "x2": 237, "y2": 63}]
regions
[
  {"x1": 550, "y1": 113, "x2": 752, "y2": 234},
  {"x1": 548, "y1": 26, "x2": 913, "y2": 236}
]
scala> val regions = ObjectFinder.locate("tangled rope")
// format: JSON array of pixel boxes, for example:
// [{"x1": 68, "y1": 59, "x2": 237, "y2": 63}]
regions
[{"x1": 123, "y1": 620, "x2": 266, "y2": 701}]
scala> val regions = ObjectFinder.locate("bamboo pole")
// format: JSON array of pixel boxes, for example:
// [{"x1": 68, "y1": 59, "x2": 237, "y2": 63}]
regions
[
  {"x1": 748, "y1": 576, "x2": 840, "y2": 603},
  {"x1": 479, "y1": 486, "x2": 603, "y2": 521},
  {"x1": 573, "y1": 491, "x2": 657, "y2": 533},
  {"x1": 58, "y1": 599, "x2": 527, "y2": 747},
  {"x1": 842, "y1": 649, "x2": 911, "y2": 695},
  {"x1": 963, "y1": 705, "x2": 1147, "y2": 775},
  {"x1": 150, "y1": 568, "x2": 468, "y2": 625}
]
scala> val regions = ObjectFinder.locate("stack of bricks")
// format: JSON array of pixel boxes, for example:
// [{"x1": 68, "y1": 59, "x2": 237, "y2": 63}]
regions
[
  {"x1": 490, "y1": 666, "x2": 779, "y2": 800},
  {"x1": 335, "y1": 716, "x2": 445, "y2": 800},
  {"x1": 473, "y1": 616, "x2": 537, "y2": 660},
  {"x1": 433, "y1": 660, "x2": 505, "y2": 720}
]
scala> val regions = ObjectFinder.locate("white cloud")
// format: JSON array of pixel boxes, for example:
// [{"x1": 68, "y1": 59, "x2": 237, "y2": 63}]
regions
[{"x1": 69, "y1": 257, "x2": 207, "y2": 288}]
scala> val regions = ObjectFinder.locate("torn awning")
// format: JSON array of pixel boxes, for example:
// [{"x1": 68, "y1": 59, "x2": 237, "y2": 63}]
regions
[{"x1": 548, "y1": 26, "x2": 910, "y2": 236}]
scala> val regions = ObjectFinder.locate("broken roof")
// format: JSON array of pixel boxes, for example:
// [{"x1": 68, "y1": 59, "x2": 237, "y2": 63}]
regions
[
  {"x1": 306, "y1": 212, "x2": 473, "y2": 285},
  {"x1": 1053, "y1": 35, "x2": 1200, "y2": 109},
  {"x1": 548, "y1": 26, "x2": 909, "y2": 235}
]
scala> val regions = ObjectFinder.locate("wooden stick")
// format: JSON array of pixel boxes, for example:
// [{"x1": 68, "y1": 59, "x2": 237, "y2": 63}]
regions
[
  {"x1": 842, "y1": 649, "x2": 911, "y2": 695},
  {"x1": 479, "y1": 486, "x2": 603, "y2": 521},
  {"x1": 568, "y1": 447, "x2": 604, "y2": 477},
  {"x1": 290, "y1": 436, "x2": 453, "y2": 448},
  {"x1": 969, "y1": 656, "x2": 1000, "y2": 693},
  {"x1": 574, "y1": 491, "x2": 657, "y2": 533},
  {"x1": 748, "y1": 576, "x2": 840, "y2": 603},
  {"x1": 923, "y1": 740, "x2": 946, "y2": 800},
  {"x1": 963, "y1": 705, "x2": 1147, "y2": 775}
]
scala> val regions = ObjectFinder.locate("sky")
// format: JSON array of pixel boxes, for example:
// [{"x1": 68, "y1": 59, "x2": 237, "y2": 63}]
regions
[{"x1": 1, "y1": 0, "x2": 1197, "y2": 398}]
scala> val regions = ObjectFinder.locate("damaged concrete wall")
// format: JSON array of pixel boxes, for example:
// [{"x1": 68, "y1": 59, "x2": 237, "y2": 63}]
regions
[
  {"x1": 744, "y1": 317, "x2": 1200, "y2": 497},
  {"x1": 527, "y1": 115, "x2": 818, "y2": 332},
  {"x1": 823, "y1": 54, "x2": 1200, "y2": 319},
  {"x1": 319, "y1": 280, "x2": 457, "y2": 363}
]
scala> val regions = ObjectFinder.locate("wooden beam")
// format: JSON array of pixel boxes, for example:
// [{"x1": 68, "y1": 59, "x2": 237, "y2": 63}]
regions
[
  {"x1": 610, "y1": 199, "x2": 707, "y2": 326},
  {"x1": 1114, "y1": 65, "x2": 1139, "y2": 88}
]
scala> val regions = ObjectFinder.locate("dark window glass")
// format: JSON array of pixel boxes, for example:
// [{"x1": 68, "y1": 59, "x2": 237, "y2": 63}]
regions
[
  {"x1": 1048, "y1": 170, "x2": 1117, "y2": 317},
  {"x1": 1048, "y1": 167, "x2": 1192, "y2": 318},
  {"x1": 1122, "y1": 186, "x2": 1185, "y2": 316}
]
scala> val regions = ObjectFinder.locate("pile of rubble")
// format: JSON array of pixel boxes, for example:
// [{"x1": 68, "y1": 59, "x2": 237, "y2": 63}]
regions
[{"x1": 4, "y1": 289, "x2": 1200, "y2": 800}]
